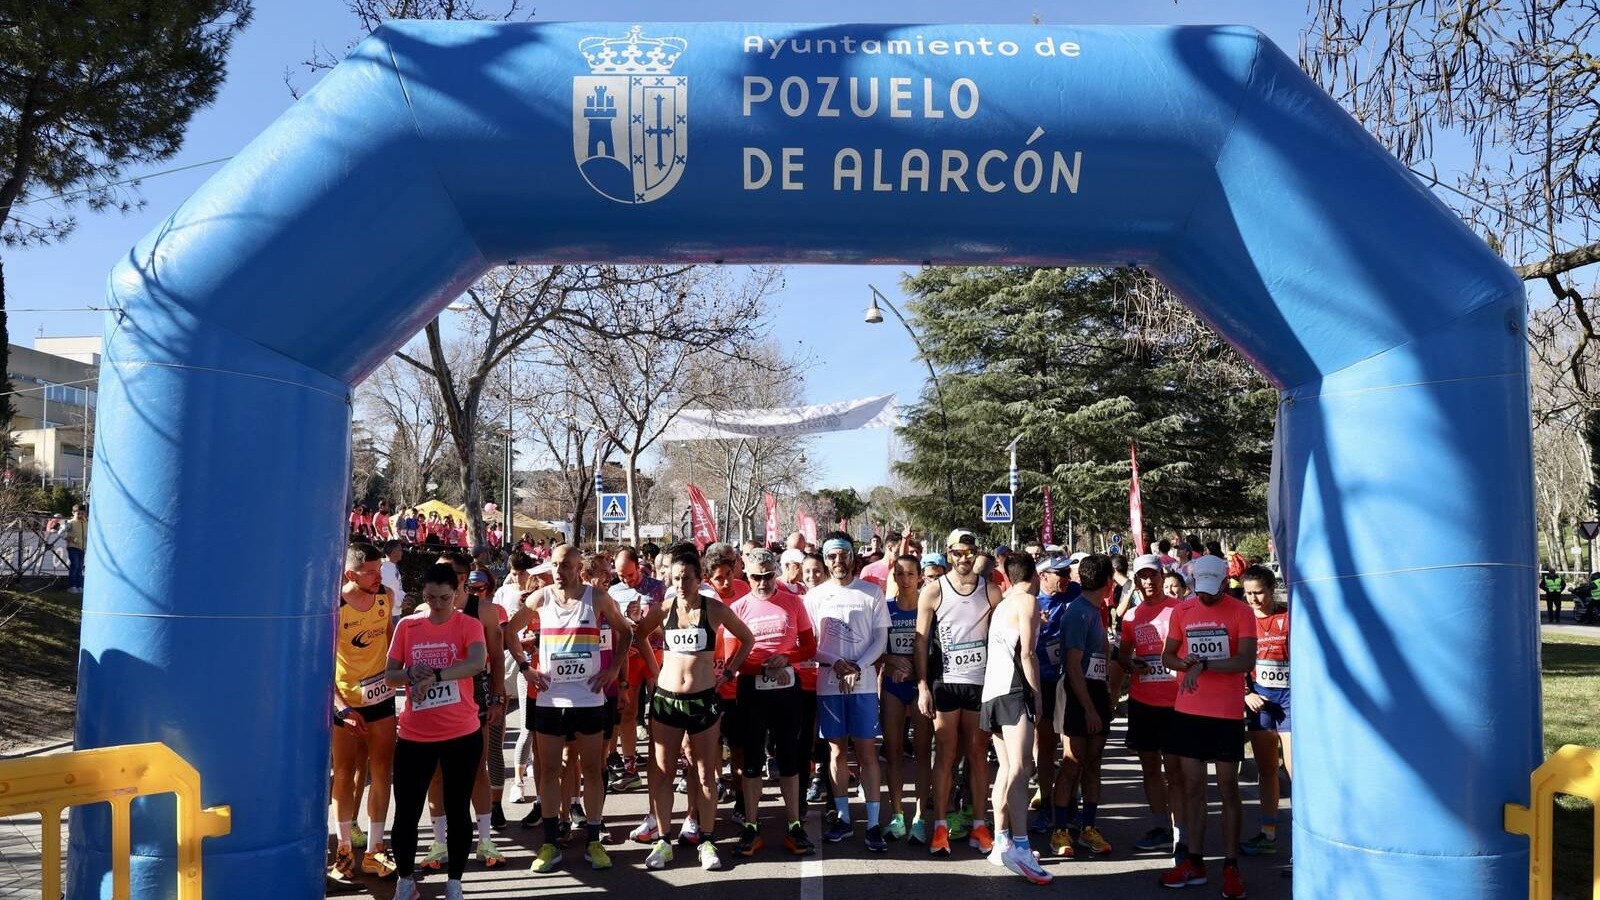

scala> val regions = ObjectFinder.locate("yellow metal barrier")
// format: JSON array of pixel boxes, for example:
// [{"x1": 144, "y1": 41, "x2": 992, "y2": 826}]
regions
[
  {"x1": 1506, "y1": 743, "x2": 1600, "y2": 900},
  {"x1": 0, "y1": 742, "x2": 231, "y2": 900}
]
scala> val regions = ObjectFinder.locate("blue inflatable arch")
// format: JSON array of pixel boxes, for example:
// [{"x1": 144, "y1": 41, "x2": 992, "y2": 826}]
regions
[{"x1": 74, "y1": 21, "x2": 1535, "y2": 900}]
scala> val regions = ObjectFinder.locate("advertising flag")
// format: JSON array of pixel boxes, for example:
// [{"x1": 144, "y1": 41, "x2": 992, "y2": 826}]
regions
[
  {"x1": 1129, "y1": 442, "x2": 1146, "y2": 555},
  {"x1": 764, "y1": 492, "x2": 779, "y2": 543},
  {"x1": 1041, "y1": 486, "x2": 1055, "y2": 545},
  {"x1": 686, "y1": 484, "x2": 718, "y2": 550},
  {"x1": 801, "y1": 515, "x2": 818, "y2": 547}
]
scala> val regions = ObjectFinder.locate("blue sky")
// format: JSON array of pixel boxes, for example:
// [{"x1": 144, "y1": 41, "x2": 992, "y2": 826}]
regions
[{"x1": 11, "y1": 1, "x2": 1308, "y2": 490}]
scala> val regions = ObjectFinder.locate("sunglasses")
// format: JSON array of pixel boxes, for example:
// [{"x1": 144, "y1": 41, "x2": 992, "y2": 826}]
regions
[
  {"x1": 747, "y1": 572, "x2": 776, "y2": 582},
  {"x1": 947, "y1": 549, "x2": 975, "y2": 560}
]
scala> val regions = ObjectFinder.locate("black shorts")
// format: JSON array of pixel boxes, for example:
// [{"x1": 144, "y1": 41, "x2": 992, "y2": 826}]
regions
[
  {"x1": 530, "y1": 704, "x2": 610, "y2": 740},
  {"x1": 734, "y1": 676, "x2": 806, "y2": 777},
  {"x1": 338, "y1": 697, "x2": 396, "y2": 727},
  {"x1": 1125, "y1": 698, "x2": 1175, "y2": 754},
  {"x1": 651, "y1": 687, "x2": 722, "y2": 736},
  {"x1": 1168, "y1": 710, "x2": 1245, "y2": 763},
  {"x1": 932, "y1": 682, "x2": 983, "y2": 713},
  {"x1": 603, "y1": 695, "x2": 619, "y2": 740},
  {"x1": 979, "y1": 691, "x2": 1033, "y2": 734},
  {"x1": 1060, "y1": 680, "x2": 1112, "y2": 738}
]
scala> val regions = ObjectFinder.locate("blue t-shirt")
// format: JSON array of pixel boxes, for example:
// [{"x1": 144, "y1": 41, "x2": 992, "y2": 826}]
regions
[
  {"x1": 1036, "y1": 583, "x2": 1080, "y2": 681},
  {"x1": 1059, "y1": 594, "x2": 1107, "y2": 681}
]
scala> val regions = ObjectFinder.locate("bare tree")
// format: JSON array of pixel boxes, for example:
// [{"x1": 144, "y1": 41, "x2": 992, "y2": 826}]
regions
[
  {"x1": 354, "y1": 356, "x2": 453, "y2": 508},
  {"x1": 1304, "y1": 1, "x2": 1600, "y2": 403},
  {"x1": 544, "y1": 265, "x2": 788, "y2": 545},
  {"x1": 518, "y1": 365, "x2": 615, "y2": 545}
]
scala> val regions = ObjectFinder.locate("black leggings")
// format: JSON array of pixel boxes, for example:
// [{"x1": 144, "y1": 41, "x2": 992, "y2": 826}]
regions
[{"x1": 391, "y1": 731, "x2": 483, "y2": 879}]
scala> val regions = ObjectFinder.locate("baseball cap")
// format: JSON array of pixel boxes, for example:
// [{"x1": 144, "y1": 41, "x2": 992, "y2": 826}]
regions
[
  {"x1": 1041, "y1": 556, "x2": 1072, "y2": 573},
  {"x1": 921, "y1": 552, "x2": 949, "y2": 569},
  {"x1": 467, "y1": 570, "x2": 491, "y2": 588},
  {"x1": 1044, "y1": 544, "x2": 1064, "y2": 555},
  {"x1": 994, "y1": 544, "x2": 1012, "y2": 556},
  {"x1": 1130, "y1": 553, "x2": 1163, "y2": 575},
  {"x1": 946, "y1": 529, "x2": 978, "y2": 549},
  {"x1": 1068, "y1": 551, "x2": 1089, "y2": 563},
  {"x1": 779, "y1": 548, "x2": 806, "y2": 567},
  {"x1": 1191, "y1": 555, "x2": 1229, "y2": 595}
]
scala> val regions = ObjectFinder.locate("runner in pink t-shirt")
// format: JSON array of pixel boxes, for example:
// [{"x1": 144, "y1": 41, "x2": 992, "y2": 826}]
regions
[
  {"x1": 383, "y1": 563, "x2": 487, "y2": 895},
  {"x1": 1116, "y1": 554, "x2": 1186, "y2": 855}
]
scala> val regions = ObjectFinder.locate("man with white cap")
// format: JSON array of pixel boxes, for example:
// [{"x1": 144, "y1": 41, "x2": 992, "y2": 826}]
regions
[
  {"x1": 1159, "y1": 553, "x2": 1256, "y2": 898},
  {"x1": 1117, "y1": 553, "x2": 1187, "y2": 857},
  {"x1": 778, "y1": 548, "x2": 808, "y2": 595}
]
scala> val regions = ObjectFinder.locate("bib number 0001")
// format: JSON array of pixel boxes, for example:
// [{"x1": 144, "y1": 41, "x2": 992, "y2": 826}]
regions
[{"x1": 1186, "y1": 628, "x2": 1229, "y2": 661}]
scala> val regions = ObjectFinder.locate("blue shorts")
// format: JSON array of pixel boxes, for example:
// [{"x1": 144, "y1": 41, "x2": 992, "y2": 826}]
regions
[
  {"x1": 1247, "y1": 687, "x2": 1291, "y2": 733},
  {"x1": 818, "y1": 692, "x2": 882, "y2": 741},
  {"x1": 880, "y1": 668, "x2": 918, "y2": 706}
]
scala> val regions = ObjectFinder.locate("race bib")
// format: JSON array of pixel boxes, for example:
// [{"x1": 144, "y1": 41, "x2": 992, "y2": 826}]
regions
[
  {"x1": 599, "y1": 625, "x2": 614, "y2": 651},
  {"x1": 359, "y1": 673, "x2": 395, "y2": 705},
  {"x1": 1186, "y1": 627, "x2": 1229, "y2": 661},
  {"x1": 890, "y1": 628, "x2": 916, "y2": 656},
  {"x1": 1139, "y1": 654, "x2": 1175, "y2": 683},
  {"x1": 756, "y1": 666, "x2": 795, "y2": 690},
  {"x1": 664, "y1": 628, "x2": 708, "y2": 654},
  {"x1": 1086, "y1": 653, "x2": 1108, "y2": 681},
  {"x1": 549, "y1": 651, "x2": 597, "y2": 684},
  {"x1": 1254, "y1": 659, "x2": 1289, "y2": 689},
  {"x1": 1045, "y1": 642, "x2": 1063, "y2": 667},
  {"x1": 412, "y1": 678, "x2": 460, "y2": 711},
  {"x1": 943, "y1": 640, "x2": 987, "y2": 678}
]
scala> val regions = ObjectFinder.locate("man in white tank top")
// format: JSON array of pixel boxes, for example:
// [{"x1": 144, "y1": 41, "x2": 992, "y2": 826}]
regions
[{"x1": 914, "y1": 529, "x2": 1002, "y2": 858}]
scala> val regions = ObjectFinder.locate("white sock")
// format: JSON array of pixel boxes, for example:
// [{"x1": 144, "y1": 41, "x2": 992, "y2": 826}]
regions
[
  {"x1": 477, "y1": 813, "x2": 492, "y2": 843},
  {"x1": 432, "y1": 815, "x2": 447, "y2": 843},
  {"x1": 337, "y1": 820, "x2": 352, "y2": 845},
  {"x1": 370, "y1": 821, "x2": 386, "y2": 848}
]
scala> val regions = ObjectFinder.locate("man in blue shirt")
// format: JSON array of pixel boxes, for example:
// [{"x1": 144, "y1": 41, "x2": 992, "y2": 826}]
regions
[
  {"x1": 1050, "y1": 554, "x2": 1115, "y2": 858},
  {"x1": 1030, "y1": 556, "x2": 1078, "y2": 833}
]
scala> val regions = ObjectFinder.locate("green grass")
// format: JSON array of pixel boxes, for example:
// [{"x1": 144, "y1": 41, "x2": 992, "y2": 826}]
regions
[
  {"x1": 0, "y1": 586, "x2": 81, "y2": 751},
  {"x1": 1542, "y1": 634, "x2": 1600, "y2": 900}
]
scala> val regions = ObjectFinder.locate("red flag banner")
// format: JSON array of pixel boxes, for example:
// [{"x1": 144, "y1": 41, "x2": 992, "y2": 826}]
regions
[
  {"x1": 686, "y1": 484, "x2": 718, "y2": 550},
  {"x1": 801, "y1": 515, "x2": 818, "y2": 547},
  {"x1": 1041, "y1": 486, "x2": 1055, "y2": 545},
  {"x1": 1129, "y1": 442, "x2": 1146, "y2": 555},
  {"x1": 764, "y1": 492, "x2": 779, "y2": 543}
]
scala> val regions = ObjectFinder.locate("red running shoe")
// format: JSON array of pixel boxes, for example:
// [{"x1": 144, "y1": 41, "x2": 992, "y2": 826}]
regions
[
  {"x1": 1159, "y1": 858, "x2": 1208, "y2": 888},
  {"x1": 1222, "y1": 863, "x2": 1247, "y2": 898}
]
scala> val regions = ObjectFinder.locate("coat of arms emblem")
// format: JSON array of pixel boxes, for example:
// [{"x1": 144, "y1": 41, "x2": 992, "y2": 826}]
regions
[{"x1": 573, "y1": 27, "x2": 688, "y2": 204}]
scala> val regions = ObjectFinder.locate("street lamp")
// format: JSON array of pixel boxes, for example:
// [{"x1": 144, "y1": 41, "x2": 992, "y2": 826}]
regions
[{"x1": 864, "y1": 284, "x2": 957, "y2": 511}]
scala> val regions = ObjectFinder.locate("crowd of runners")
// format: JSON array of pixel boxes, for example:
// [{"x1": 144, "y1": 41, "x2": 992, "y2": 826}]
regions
[{"x1": 329, "y1": 528, "x2": 1290, "y2": 900}]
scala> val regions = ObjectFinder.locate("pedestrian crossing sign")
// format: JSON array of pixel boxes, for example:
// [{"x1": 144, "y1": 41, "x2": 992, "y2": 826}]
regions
[
  {"x1": 600, "y1": 492, "x2": 629, "y2": 523},
  {"x1": 982, "y1": 493, "x2": 1014, "y2": 524}
]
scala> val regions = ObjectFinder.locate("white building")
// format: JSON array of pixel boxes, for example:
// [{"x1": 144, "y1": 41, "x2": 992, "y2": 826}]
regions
[{"x1": 10, "y1": 336, "x2": 101, "y2": 487}]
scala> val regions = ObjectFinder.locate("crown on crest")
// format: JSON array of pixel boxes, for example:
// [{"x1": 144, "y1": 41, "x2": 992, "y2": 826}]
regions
[{"x1": 580, "y1": 26, "x2": 687, "y2": 74}]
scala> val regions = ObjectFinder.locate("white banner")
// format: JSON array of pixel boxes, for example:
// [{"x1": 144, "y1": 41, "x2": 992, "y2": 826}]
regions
[{"x1": 661, "y1": 394, "x2": 899, "y2": 441}]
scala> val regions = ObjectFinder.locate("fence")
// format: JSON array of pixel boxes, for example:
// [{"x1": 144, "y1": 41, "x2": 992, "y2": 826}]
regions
[
  {"x1": 0, "y1": 742, "x2": 231, "y2": 900},
  {"x1": 1505, "y1": 743, "x2": 1600, "y2": 900}
]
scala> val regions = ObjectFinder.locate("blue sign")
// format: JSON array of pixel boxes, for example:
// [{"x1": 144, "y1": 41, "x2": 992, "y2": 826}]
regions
[
  {"x1": 982, "y1": 493, "x2": 1013, "y2": 524},
  {"x1": 599, "y1": 492, "x2": 629, "y2": 523}
]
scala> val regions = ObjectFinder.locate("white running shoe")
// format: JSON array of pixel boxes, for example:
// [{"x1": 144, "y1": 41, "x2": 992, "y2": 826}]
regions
[
  {"x1": 1004, "y1": 846, "x2": 1053, "y2": 885},
  {"x1": 630, "y1": 814, "x2": 660, "y2": 843},
  {"x1": 392, "y1": 877, "x2": 421, "y2": 900},
  {"x1": 698, "y1": 842, "x2": 723, "y2": 871},
  {"x1": 645, "y1": 839, "x2": 674, "y2": 870}
]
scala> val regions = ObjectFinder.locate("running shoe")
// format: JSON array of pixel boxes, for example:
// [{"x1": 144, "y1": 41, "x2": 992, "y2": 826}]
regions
[
  {"x1": 585, "y1": 840, "x2": 612, "y2": 870},
  {"x1": 698, "y1": 841, "x2": 723, "y2": 871},
  {"x1": 930, "y1": 822, "x2": 951, "y2": 856},
  {"x1": 1048, "y1": 828, "x2": 1076, "y2": 859},
  {"x1": 1159, "y1": 858, "x2": 1208, "y2": 887},
  {"x1": 520, "y1": 801, "x2": 543, "y2": 829},
  {"x1": 350, "y1": 824, "x2": 367, "y2": 850},
  {"x1": 988, "y1": 831, "x2": 1012, "y2": 867},
  {"x1": 968, "y1": 823, "x2": 995, "y2": 854},
  {"x1": 1135, "y1": 827, "x2": 1174, "y2": 852},
  {"x1": 1078, "y1": 826, "x2": 1113, "y2": 855},
  {"x1": 629, "y1": 815, "x2": 660, "y2": 844},
  {"x1": 392, "y1": 877, "x2": 421, "y2": 900},
  {"x1": 735, "y1": 824, "x2": 764, "y2": 856},
  {"x1": 490, "y1": 802, "x2": 506, "y2": 829},
  {"x1": 948, "y1": 810, "x2": 971, "y2": 841},
  {"x1": 1004, "y1": 845, "x2": 1054, "y2": 885},
  {"x1": 476, "y1": 838, "x2": 506, "y2": 868},
  {"x1": 610, "y1": 765, "x2": 643, "y2": 793},
  {"x1": 419, "y1": 840, "x2": 449, "y2": 871},
  {"x1": 1240, "y1": 832, "x2": 1277, "y2": 856},
  {"x1": 330, "y1": 846, "x2": 355, "y2": 879},
  {"x1": 907, "y1": 817, "x2": 930, "y2": 845},
  {"x1": 675, "y1": 776, "x2": 688, "y2": 794},
  {"x1": 730, "y1": 809, "x2": 746, "y2": 828},
  {"x1": 785, "y1": 823, "x2": 817, "y2": 856},
  {"x1": 806, "y1": 774, "x2": 828, "y2": 803},
  {"x1": 530, "y1": 842, "x2": 562, "y2": 874},
  {"x1": 676, "y1": 823, "x2": 703, "y2": 847},
  {"x1": 445, "y1": 880, "x2": 466, "y2": 900},
  {"x1": 512, "y1": 782, "x2": 532, "y2": 804},
  {"x1": 645, "y1": 839, "x2": 674, "y2": 870},
  {"x1": 570, "y1": 801, "x2": 587, "y2": 827},
  {"x1": 361, "y1": 849, "x2": 397, "y2": 878},
  {"x1": 864, "y1": 826, "x2": 888, "y2": 853},
  {"x1": 1028, "y1": 808, "x2": 1054, "y2": 834},
  {"x1": 718, "y1": 781, "x2": 739, "y2": 804},
  {"x1": 556, "y1": 819, "x2": 572, "y2": 845},
  {"x1": 1222, "y1": 863, "x2": 1247, "y2": 898},
  {"x1": 1029, "y1": 787, "x2": 1043, "y2": 811},
  {"x1": 884, "y1": 812, "x2": 907, "y2": 841},
  {"x1": 824, "y1": 819, "x2": 854, "y2": 843}
]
